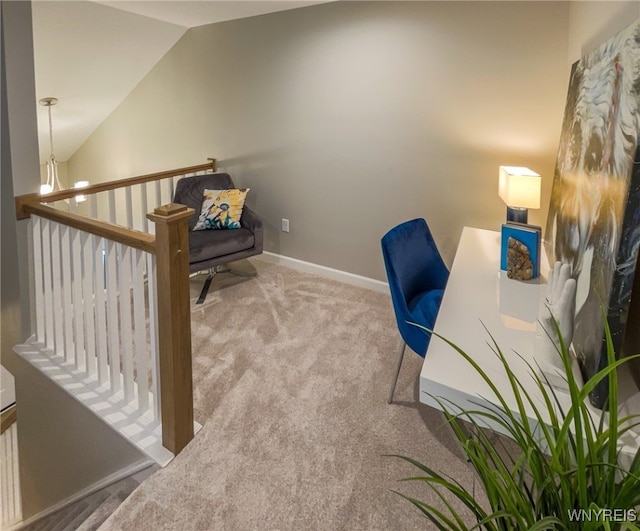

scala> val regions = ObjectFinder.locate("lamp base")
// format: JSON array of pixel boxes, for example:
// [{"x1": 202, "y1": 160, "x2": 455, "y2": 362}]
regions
[{"x1": 506, "y1": 207, "x2": 528, "y2": 224}]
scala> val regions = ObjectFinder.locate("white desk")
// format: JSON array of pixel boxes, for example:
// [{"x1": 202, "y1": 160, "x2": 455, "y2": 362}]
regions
[{"x1": 419, "y1": 227, "x2": 640, "y2": 461}]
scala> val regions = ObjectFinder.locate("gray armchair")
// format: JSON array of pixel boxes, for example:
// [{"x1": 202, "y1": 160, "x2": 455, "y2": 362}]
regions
[{"x1": 173, "y1": 172, "x2": 263, "y2": 303}]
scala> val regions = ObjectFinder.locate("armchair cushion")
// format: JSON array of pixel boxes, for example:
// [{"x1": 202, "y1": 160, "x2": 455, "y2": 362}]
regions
[
  {"x1": 189, "y1": 227, "x2": 255, "y2": 263},
  {"x1": 193, "y1": 188, "x2": 250, "y2": 231}
]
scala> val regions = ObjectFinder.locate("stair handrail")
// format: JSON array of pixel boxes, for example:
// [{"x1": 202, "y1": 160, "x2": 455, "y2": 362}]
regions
[
  {"x1": 16, "y1": 202, "x2": 156, "y2": 252},
  {"x1": 15, "y1": 159, "x2": 215, "y2": 218}
]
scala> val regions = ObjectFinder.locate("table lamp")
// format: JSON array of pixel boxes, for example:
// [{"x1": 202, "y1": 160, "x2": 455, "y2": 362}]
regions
[{"x1": 498, "y1": 166, "x2": 541, "y2": 223}]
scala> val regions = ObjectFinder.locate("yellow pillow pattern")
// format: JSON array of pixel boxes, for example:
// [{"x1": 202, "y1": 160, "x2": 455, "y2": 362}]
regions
[{"x1": 193, "y1": 188, "x2": 249, "y2": 230}]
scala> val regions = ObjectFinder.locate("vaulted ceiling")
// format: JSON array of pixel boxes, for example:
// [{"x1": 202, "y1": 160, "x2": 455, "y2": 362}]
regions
[{"x1": 32, "y1": 0, "x2": 328, "y2": 164}]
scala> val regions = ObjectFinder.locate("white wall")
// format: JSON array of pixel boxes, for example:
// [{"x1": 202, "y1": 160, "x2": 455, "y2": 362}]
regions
[{"x1": 69, "y1": 1, "x2": 571, "y2": 280}]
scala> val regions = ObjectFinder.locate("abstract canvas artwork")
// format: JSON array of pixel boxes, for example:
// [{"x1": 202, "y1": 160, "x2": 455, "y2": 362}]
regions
[{"x1": 545, "y1": 19, "x2": 640, "y2": 408}]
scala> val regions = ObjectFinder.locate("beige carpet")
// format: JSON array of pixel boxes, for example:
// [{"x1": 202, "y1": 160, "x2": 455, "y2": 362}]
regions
[{"x1": 99, "y1": 258, "x2": 478, "y2": 530}]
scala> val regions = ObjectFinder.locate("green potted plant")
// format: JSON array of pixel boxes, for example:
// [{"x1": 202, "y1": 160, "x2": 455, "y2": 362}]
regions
[{"x1": 392, "y1": 319, "x2": 640, "y2": 530}]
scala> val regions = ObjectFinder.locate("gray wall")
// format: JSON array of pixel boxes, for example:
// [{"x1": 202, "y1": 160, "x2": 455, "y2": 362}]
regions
[
  {"x1": 12, "y1": 355, "x2": 146, "y2": 519},
  {"x1": 69, "y1": 1, "x2": 571, "y2": 280},
  {"x1": 1, "y1": 0, "x2": 40, "y2": 356}
]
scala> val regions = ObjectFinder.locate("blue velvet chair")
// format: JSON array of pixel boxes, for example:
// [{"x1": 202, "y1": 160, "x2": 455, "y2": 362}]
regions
[{"x1": 381, "y1": 218, "x2": 449, "y2": 404}]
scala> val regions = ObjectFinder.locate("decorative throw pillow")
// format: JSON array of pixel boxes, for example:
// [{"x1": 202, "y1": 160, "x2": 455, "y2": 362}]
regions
[{"x1": 193, "y1": 188, "x2": 250, "y2": 231}]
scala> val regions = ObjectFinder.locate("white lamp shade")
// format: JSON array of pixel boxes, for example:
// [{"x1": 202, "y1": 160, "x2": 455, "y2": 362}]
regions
[{"x1": 498, "y1": 166, "x2": 541, "y2": 209}]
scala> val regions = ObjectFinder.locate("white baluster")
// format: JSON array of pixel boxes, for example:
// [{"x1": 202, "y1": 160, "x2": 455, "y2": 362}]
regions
[
  {"x1": 61, "y1": 225, "x2": 75, "y2": 364},
  {"x1": 125, "y1": 187, "x2": 133, "y2": 229},
  {"x1": 146, "y1": 253, "x2": 160, "y2": 421},
  {"x1": 1, "y1": 423, "x2": 8, "y2": 522},
  {"x1": 106, "y1": 240, "x2": 121, "y2": 393},
  {"x1": 133, "y1": 248, "x2": 149, "y2": 413},
  {"x1": 95, "y1": 237, "x2": 108, "y2": 385},
  {"x1": 89, "y1": 194, "x2": 98, "y2": 219},
  {"x1": 140, "y1": 183, "x2": 149, "y2": 233},
  {"x1": 167, "y1": 177, "x2": 175, "y2": 202},
  {"x1": 3, "y1": 426, "x2": 14, "y2": 524},
  {"x1": 11, "y1": 425, "x2": 20, "y2": 522},
  {"x1": 119, "y1": 244, "x2": 135, "y2": 403},
  {"x1": 161, "y1": 179, "x2": 171, "y2": 206},
  {"x1": 108, "y1": 189, "x2": 116, "y2": 224},
  {"x1": 82, "y1": 232, "x2": 97, "y2": 377},
  {"x1": 9, "y1": 424, "x2": 17, "y2": 523},
  {"x1": 32, "y1": 217, "x2": 45, "y2": 344},
  {"x1": 42, "y1": 219, "x2": 55, "y2": 351},
  {"x1": 51, "y1": 222, "x2": 64, "y2": 357},
  {"x1": 71, "y1": 228, "x2": 86, "y2": 371},
  {"x1": 154, "y1": 180, "x2": 162, "y2": 211}
]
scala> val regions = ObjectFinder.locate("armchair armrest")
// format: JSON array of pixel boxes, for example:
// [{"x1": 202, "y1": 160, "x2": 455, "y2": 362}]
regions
[{"x1": 241, "y1": 206, "x2": 263, "y2": 252}]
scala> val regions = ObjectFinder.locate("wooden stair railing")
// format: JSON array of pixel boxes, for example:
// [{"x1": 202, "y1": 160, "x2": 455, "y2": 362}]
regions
[
  {"x1": 13, "y1": 160, "x2": 215, "y2": 458},
  {"x1": 15, "y1": 160, "x2": 215, "y2": 219}
]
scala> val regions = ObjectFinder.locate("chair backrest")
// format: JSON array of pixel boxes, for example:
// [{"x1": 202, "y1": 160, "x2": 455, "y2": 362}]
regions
[
  {"x1": 173, "y1": 173, "x2": 235, "y2": 231},
  {"x1": 381, "y1": 218, "x2": 449, "y2": 355}
]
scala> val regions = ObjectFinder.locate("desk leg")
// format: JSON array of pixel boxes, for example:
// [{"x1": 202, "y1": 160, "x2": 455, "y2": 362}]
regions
[{"x1": 388, "y1": 341, "x2": 407, "y2": 404}]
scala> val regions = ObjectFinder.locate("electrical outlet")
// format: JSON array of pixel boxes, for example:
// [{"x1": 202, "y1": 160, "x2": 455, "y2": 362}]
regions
[{"x1": 282, "y1": 218, "x2": 290, "y2": 232}]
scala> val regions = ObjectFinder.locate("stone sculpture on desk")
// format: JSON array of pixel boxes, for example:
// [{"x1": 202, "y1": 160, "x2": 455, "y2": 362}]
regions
[
  {"x1": 506, "y1": 237, "x2": 534, "y2": 281},
  {"x1": 534, "y1": 261, "x2": 584, "y2": 391}
]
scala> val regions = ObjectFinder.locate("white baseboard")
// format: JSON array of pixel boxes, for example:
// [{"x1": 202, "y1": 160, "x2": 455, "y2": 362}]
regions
[
  {"x1": 13, "y1": 458, "x2": 154, "y2": 530},
  {"x1": 257, "y1": 252, "x2": 389, "y2": 294}
]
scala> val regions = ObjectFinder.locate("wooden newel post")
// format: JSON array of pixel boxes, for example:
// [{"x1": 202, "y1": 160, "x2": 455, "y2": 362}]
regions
[{"x1": 147, "y1": 203, "x2": 195, "y2": 454}]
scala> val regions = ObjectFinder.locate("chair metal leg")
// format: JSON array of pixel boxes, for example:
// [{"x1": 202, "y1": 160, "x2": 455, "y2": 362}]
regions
[
  {"x1": 194, "y1": 264, "x2": 257, "y2": 304},
  {"x1": 196, "y1": 268, "x2": 216, "y2": 305},
  {"x1": 216, "y1": 266, "x2": 257, "y2": 278},
  {"x1": 388, "y1": 340, "x2": 407, "y2": 404}
]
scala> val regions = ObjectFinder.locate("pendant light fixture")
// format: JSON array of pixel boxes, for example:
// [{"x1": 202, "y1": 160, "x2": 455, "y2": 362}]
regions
[{"x1": 39, "y1": 97, "x2": 63, "y2": 195}]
